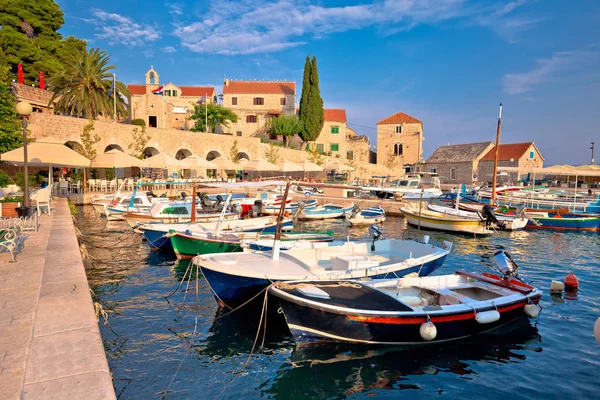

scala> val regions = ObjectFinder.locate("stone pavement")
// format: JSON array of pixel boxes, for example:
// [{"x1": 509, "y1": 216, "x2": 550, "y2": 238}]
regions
[{"x1": 0, "y1": 199, "x2": 115, "y2": 400}]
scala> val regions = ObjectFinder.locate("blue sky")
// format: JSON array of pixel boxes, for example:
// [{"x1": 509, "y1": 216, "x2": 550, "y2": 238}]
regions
[{"x1": 58, "y1": 0, "x2": 600, "y2": 165}]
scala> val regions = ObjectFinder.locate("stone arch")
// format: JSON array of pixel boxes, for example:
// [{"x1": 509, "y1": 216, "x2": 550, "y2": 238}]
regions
[
  {"x1": 175, "y1": 149, "x2": 192, "y2": 160},
  {"x1": 143, "y1": 147, "x2": 160, "y2": 158},
  {"x1": 104, "y1": 144, "x2": 124, "y2": 152},
  {"x1": 145, "y1": 67, "x2": 159, "y2": 85},
  {"x1": 64, "y1": 141, "x2": 85, "y2": 156},
  {"x1": 236, "y1": 152, "x2": 250, "y2": 161},
  {"x1": 206, "y1": 150, "x2": 221, "y2": 161}
]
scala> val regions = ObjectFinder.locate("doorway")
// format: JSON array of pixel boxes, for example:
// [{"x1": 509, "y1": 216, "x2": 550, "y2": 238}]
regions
[{"x1": 149, "y1": 116, "x2": 157, "y2": 128}]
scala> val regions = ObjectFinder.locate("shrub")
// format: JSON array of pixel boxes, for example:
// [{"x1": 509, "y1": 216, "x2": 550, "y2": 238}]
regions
[
  {"x1": 131, "y1": 118, "x2": 146, "y2": 127},
  {"x1": 0, "y1": 170, "x2": 10, "y2": 188},
  {"x1": 15, "y1": 173, "x2": 40, "y2": 189}
]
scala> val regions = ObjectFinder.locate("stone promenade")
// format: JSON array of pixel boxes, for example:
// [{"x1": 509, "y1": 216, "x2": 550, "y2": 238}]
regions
[{"x1": 0, "y1": 199, "x2": 115, "y2": 399}]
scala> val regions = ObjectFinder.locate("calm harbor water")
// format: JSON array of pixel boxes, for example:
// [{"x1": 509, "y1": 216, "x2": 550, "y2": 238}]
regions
[{"x1": 75, "y1": 206, "x2": 600, "y2": 399}]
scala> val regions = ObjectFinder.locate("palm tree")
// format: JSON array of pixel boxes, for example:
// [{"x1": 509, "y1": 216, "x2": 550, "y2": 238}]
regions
[{"x1": 48, "y1": 48, "x2": 130, "y2": 119}]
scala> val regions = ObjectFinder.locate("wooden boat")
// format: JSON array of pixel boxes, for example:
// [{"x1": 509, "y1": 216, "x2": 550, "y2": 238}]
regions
[
  {"x1": 296, "y1": 203, "x2": 354, "y2": 220},
  {"x1": 427, "y1": 204, "x2": 527, "y2": 231},
  {"x1": 136, "y1": 216, "x2": 293, "y2": 250},
  {"x1": 105, "y1": 194, "x2": 169, "y2": 221},
  {"x1": 124, "y1": 201, "x2": 238, "y2": 228},
  {"x1": 170, "y1": 230, "x2": 334, "y2": 259},
  {"x1": 525, "y1": 213, "x2": 600, "y2": 231},
  {"x1": 194, "y1": 229, "x2": 453, "y2": 307},
  {"x1": 261, "y1": 199, "x2": 318, "y2": 215},
  {"x1": 270, "y1": 251, "x2": 542, "y2": 345},
  {"x1": 345, "y1": 206, "x2": 386, "y2": 226},
  {"x1": 400, "y1": 207, "x2": 492, "y2": 235}
]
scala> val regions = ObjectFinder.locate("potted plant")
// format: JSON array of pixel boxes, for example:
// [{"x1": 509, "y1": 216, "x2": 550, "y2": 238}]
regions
[{"x1": 0, "y1": 170, "x2": 22, "y2": 217}]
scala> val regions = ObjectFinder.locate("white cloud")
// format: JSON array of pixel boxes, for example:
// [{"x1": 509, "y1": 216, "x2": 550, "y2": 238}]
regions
[
  {"x1": 161, "y1": 46, "x2": 177, "y2": 53},
  {"x1": 172, "y1": 0, "x2": 538, "y2": 55},
  {"x1": 168, "y1": 3, "x2": 183, "y2": 15},
  {"x1": 92, "y1": 9, "x2": 160, "y2": 47},
  {"x1": 503, "y1": 50, "x2": 591, "y2": 95}
]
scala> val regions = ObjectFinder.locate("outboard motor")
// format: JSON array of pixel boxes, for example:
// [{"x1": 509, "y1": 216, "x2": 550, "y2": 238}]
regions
[
  {"x1": 159, "y1": 193, "x2": 167, "y2": 198},
  {"x1": 146, "y1": 190, "x2": 156, "y2": 198},
  {"x1": 202, "y1": 195, "x2": 213, "y2": 209},
  {"x1": 250, "y1": 200, "x2": 263, "y2": 218},
  {"x1": 481, "y1": 205, "x2": 506, "y2": 229},
  {"x1": 370, "y1": 224, "x2": 383, "y2": 251},
  {"x1": 493, "y1": 251, "x2": 522, "y2": 281},
  {"x1": 180, "y1": 191, "x2": 187, "y2": 200}
]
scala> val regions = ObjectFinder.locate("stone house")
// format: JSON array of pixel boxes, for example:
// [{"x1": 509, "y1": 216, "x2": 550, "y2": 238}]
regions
[
  {"x1": 222, "y1": 79, "x2": 296, "y2": 138},
  {"x1": 376, "y1": 112, "x2": 423, "y2": 175},
  {"x1": 314, "y1": 109, "x2": 349, "y2": 157},
  {"x1": 11, "y1": 83, "x2": 55, "y2": 113},
  {"x1": 127, "y1": 67, "x2": 216, "y2": 130},
  {"x1": 424, "y1": 141, "x2": 494, "y2": 184},
  {"x1": 478, "y1": 142, "x2": 544, "y2": 183},
  {"x1": 346, "y1": 127, "x2": 372, "y2": 164}
]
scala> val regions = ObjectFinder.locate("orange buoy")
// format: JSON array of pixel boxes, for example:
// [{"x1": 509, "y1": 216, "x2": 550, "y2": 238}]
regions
[{"x1": 564, "y1": 272, "x2": 579, "y2": 290}]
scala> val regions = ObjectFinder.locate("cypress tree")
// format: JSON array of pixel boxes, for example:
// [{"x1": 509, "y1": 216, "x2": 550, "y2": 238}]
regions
[
  {"x1": 298, "y1": 55, "x2": 311, "y2": 145},
  {"x1": 299, "y1": 55, "x2": 324, "y2": 144}
]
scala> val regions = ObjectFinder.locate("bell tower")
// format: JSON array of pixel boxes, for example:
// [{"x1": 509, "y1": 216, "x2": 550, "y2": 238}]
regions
[{"x1": 145, "y1": 66, "x2": 159, "y2": 85}]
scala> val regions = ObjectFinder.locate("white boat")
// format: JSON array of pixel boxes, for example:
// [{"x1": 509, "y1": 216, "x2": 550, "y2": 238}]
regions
[
  {"x1": 296, "y1": 203, "x2": 354, "y2": 220},
  {"x1": 345, "y1": 206, "x2": 386, "y2": 226},
  {"x1": 124, "y1": 201, "x2": 238, "y2": 228},
  {"x1": 104, "y1": 194, "x2": 169, "y2": 221},
  {"x1": 401, "y1": 207, "x2": 492, "y2": 235},
  {"x1": 91, "y1": 195, "x2": 116, "y2": 215},
  {"x1": 362, "y1": 176, "x2": 421, "y2": 199},
  {"x1": 261, "y1": 199, "x2": 319, "y2": 215},
  {"x1": 427, "y1": 204, "x2": 528, "y2": 231},
  {"x1": 194, "y1": 228, "x2": 453, "y2": 308}
]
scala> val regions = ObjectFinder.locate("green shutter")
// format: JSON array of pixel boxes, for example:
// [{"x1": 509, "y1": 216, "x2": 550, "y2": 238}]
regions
[
  {"x1": 330, "y1": 144, "x2": 339, "y2": 152},
  {"x1": 316, "y1": 144, "x2": 324, "y2": 154},
  {"x1": 331, "y1": 126, "x2": 339, "y2": 134}
]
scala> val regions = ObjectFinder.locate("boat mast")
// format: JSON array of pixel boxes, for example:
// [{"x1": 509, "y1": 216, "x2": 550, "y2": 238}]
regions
[
  {"x1": 491, "y1": 103, "x2": 503, "y2": 206},
  {"x1": 272, "y1": 181, "x2": 291, "y2": 261}
]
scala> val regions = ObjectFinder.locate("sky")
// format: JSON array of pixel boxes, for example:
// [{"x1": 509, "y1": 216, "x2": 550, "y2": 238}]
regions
[{"x1": 58, "y1": 0, "x2": 600, "y2": 165}]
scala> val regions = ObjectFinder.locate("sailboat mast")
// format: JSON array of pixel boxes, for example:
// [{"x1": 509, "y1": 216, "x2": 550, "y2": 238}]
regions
[{"x1": 491, "y1": 103, "x2": 503, "y2": 206}]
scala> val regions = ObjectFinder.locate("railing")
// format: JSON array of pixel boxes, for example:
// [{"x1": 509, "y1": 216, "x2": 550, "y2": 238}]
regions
[{"x1": 0, "y1": 214, "x2": 39, "y2": 232}]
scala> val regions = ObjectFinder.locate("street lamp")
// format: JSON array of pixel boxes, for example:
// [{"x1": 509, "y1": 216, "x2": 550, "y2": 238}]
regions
[
  {"x1": 591, "y1": 142, "x2": 595, "y2": 165},
  {"x1": 16, "y1": 101, "x2": 32, "y2": 214}
]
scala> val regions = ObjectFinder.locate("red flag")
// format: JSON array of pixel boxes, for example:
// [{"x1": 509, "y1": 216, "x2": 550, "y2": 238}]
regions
[
  {"x1": 39, "y1": 72, "x2": 45, "y2": 89},
  {"x1": 17, "y1": 63, "x2": 24, "y2": 84}
]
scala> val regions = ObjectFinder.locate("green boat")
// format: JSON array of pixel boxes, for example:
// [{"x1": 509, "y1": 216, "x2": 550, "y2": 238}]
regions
[{"x1": 169, "y1": 230, "x2": 334, "y2": 259}]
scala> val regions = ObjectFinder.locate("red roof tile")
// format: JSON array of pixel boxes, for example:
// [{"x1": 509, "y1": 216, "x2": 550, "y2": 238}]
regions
[
  {"x1": 480, "y1": 142, "x2": 537, "y2": 161},
  {"x1": 127, "y1": 84, "x2": 146, "y2": 95},
  {"x1": 179, "y1": 86, "x2": 216, "y2": 97},
  {"x1": 324, "y1": 108, "x2": 347, "y2": 123},
  {"x1": 223, "y1": 81, "x2": 295, "y2": 95},
  {"x1": 377, "y1": 112, "x2": 422, "y2": 125}
]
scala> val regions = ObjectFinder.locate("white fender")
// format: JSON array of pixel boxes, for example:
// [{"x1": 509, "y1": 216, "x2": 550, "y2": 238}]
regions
[
  {"x1": 524, "y1": 304, "x2": 540, "y2": 318},
  {"x1": 594, "y1": 317, "x2": 600, "y2": 345},
  {"x1": 550, "y1": 280, "x2": 565, "y2": 293},
  {"x1": 419, "y1": 321, "x2": 437, "y2": 341},
  {"x1": 475, "y1": 310, "x2": 500, "y2": 324}
]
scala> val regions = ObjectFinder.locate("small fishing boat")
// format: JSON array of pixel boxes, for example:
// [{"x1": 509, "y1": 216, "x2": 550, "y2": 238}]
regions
[
  {"x1": 345, "y1": 206, "x2": 386, "y2": 226},
  {"x1": 261, "y1": 199, "x2": 318, "y2": 215},
  {"x1": 270, "y1": 251, "x2": 542, "y2": 345},
  {"x1": 296, "y1": 203, "x2": 354, "y2": 220},
  {"x1": 91, "y1": 195, "x2": 117, "y2": 215},
  {"x1": 170, "y1": 230, "x2": 334, "y2": 259},
  {"x1": 105, "y1": 194, "x2": 169, "y2": 221},
  {"x1": 194, "y1": 226, "x2": 452, "y2": 307},
  {"x1": 427, "y1": 204, "x2": 527, "y2": 231},
  {"x1": 124, "y1": 201, "x2": 238, "y2": 228},
  {"x1": 400, "y1": 207, "x2": 492, "y2": 235},
  {"x1": 136, "y1": 216, "x2": 293, "y2": 250},
  {"x1": 525, "y1": 213, "x2": 600, "y2": 231}
]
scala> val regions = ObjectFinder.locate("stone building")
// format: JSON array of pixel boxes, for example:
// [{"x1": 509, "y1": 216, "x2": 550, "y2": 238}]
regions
[
  {"x1": 376, "y1": 112, "x2": 423, "y2": 174},
  {"x1": 314, "y1": 109, "x2": 349, "y2": 157},
  {"x1": 478, "y1": 142, "x2": 544, "y2": 183},
  {"x1": 424, "y1": 141, "x2": 494, "y2": 184},
  {"x1": 346, "y1": 127, "x2": 372, "y2": 164},
  {"x1": 127, "y1": 67, "x2": 216, "y2": 130},
  {"x1": 11, "y1": 83, "x2": 55, "y2": 113},
  {"x1": 222, "y1": 79, "x2": 296, "y2": 137}
]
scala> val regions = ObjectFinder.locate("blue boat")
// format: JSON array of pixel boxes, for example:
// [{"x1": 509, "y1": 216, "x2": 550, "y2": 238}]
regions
[
  {"x1": 526, "y1": 213, "x2": 600, "y2": 231},
  {"x1": 345, "y1": 206, "x2": 386, "y2": 226},
  {"x1": 296, "y1": 203, "x2": 354, "y2": 220},
  {"x1": 194, "y1": 234, "x2": 453, "y2": 308},
  {"x1": 136, "y1": 217, "x2": 294, "y2": 250}
]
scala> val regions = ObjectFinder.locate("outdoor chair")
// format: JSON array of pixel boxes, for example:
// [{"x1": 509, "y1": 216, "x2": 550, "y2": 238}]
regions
[
  {"x1": 126, "y1": 179, "x2": 135, "y2": 191},
  {"x1": 59, "y1": 180, "x2": 69, "y2": 195},
  {"x1": 36, "y1": 188, "x2": 51, "y2": 215},
  {"x1": 52, "y1": 182, "x2": 60, "y2": 196},
  {"x1": 69, "y1": 181, "x2": 80, "y2": 193},
  {"x1": 109, "y1": 180, "x2": 117, "y2": 192},
  {"x1": 100, "y1": 180, "x2": 108, "y2": 192},
  {"x1": 0, "y1": 226, "x2": 22, "y2": 262}
]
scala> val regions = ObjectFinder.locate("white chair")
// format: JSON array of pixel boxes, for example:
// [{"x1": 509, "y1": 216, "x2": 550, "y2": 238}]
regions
[
  {"x1": 36, "y1": 188, "x2": 51, "y2": 215},
  {"x1": 59, "y1": 181, "x2": 69, "y2": 196},
  {"x1": 100, "y1": 180, "x2": 108, "y2": 192},
  {"x1": 109, "y1": 180, "x2": 117, "y2": 192},
  {"x1": 127, "y1": 179, "x2": 135, "y2": 191},
  {"x1": 52, "y1": 182, "x2": 60, "y2": 196},
  {"x1": 69, "y1": 181, "x2": 80, "y2": 193}
]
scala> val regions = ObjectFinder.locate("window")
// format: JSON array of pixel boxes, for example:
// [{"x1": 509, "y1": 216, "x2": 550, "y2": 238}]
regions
[
  {"x1": 450, "y1": 168, "x2": 457, "y2": 180},
  {"x1": 316, "y1": 144, "x2": 324, "y2": 154},
  {"x1": 393, "y1": 143, "x2": 403, "y2": 156},
  {"x1": 253, "y1": 97, "x2": 264, "y2": 105},
  {"x1": 430, "y1": 168, "x2": 437, "y2": 173},
  {"x1": 236, "y1": 131, "x2": 242, "y2": 137},
  {"x1": 280, "y1": 97, "x2": 286, "y2": 106},
  {"x1": 330, "y1": 144, "x2": 339, "y2": 152},
  {"x1": 530, "y1": 151, "x2": 534, "y2": 159},
  {"x1": 164, "y1": 90, "x2": 171, "y2": 96},
  {"x1": 347, "y1": 150, "x2": 354, "y2": 160},
  {"x1": 232, "y1": 97, "x2": 238, "y2": 105},
  {"x1": 172, "y1": 90, "x2": 177, "y2": 97},
  {"x1": 395, "y1": 125, "x2": 402, "y2": 134},
  {"x1": 269, "y1": 133, "x2": 278, "y2": 140},
  {"x1": 246, "y1": 115, "x2": 257, "y2": 123},
  {"x1": 331, "y1": 126, "x2": 339, "y2": 134}
]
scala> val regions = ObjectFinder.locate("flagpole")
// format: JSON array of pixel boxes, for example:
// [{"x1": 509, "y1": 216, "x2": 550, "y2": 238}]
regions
[
  {"x1": 205, "y1": 92, "x2": 208, "y2": 133},
  {"x1": 162, "y1": 94, "x2": 165, "y2": 129},
  {"x1": 113, "y1": 73, "x2": 117, "y2": 123}
]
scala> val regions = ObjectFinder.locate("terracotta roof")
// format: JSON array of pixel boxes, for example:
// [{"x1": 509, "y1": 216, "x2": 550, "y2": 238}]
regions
[
  {"x1": 324, "y1": 108, "x2": 347, "y2": 123},
  {"x1": 426, "y1": 142, "x2": 494, "y2": 163},
  {"x1": 377, "y1": 112, "x2": 422, "y2": 125},
  {"x1": 480, "y1": 142, "x2": 541, "y2": 161},
  {"x1": 223, "y1": 80, "x2": 295, "y2": 95},
  {"x1": 127, "y1": 84, "x2": 216, "y2": 97}
]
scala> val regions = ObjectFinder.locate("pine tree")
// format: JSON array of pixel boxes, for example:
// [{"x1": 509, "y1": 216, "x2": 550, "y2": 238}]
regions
[
  {"x1": 0, "y1": 62, "x2": 23, "y2": 154},
  {"x1": 299, "y1": 56, "x2": 324, "y2": 144}
]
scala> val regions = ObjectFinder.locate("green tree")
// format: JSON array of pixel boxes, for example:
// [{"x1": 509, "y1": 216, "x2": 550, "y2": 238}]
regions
[
  {"x1": 264, "y1": 143, "x2": 280, "y2": 165},
  {"x1": 229, "y1": 140, "x2": 239, "y2": 162},
  {"x1": 189, "y1": 103, "x2": 238, "y2": 133},
  {"x1": 298, "y1": 56, "x2": 324, "y2": 145},
  {"x1": 80, "y1": 120, "x2": 100, "y2": 160},
  {"x1": 306, "y1": 144, "x2": 324, "y2": 166},
  {"x1": 268, "y1": 115, "x2": 302, "y2": 148},
  {"x1": 0, "y1": 1, "x2": 87, "y2": 83},
  {"x1": 298, "y1": 55, "x2": 311, "y2": 119},
  {"x1": 48, "y1": 47, "x2": 130, "y2": 119},
  {"x1": 128, "y1": 125, "x2": 151, "y2": 159},
  {"x1": 0, "y1": 62, "x2": 23, "y2": 153}
]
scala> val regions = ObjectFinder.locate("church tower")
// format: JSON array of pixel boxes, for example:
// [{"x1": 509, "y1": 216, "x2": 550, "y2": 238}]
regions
[{"x1": 145, "y1": 66, "x2": 159, "y2": 85}]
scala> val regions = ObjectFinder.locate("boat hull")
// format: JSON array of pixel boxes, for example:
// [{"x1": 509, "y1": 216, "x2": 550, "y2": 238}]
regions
[
  {"x1": 401, "y1": 208, "x2": 491, "y2": 235},
  {"x1": 526, "y1": 215, "x2": 600, "y2": 231},
  {"x1": 171, "y1": 234, "x2": 243, "y2": 259},
  {"x1": 198, "y1": 254, "x2": 448, "y2": 307},
  {"x1": 125, "y1": 212, "x2": 237, "y2": 228}
]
